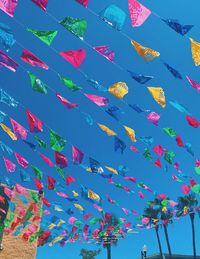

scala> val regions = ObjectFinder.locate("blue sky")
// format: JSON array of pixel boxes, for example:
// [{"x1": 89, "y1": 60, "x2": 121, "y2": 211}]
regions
[{"x1": 0, "y1": 0, "x2": 200, "y2": 258}]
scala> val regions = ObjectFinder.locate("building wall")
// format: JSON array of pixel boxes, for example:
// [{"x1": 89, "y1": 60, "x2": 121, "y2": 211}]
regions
[{"x1": 0, "y1": 187, "x2": 42, "y2": 259}]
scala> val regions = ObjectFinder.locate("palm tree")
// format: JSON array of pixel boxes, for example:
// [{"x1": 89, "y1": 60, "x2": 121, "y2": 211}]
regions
[
  {"x1": 176, "y1": 194, "x2": 198, "y2": 257},
  {"x1": 143, "y1": 204, "x2": 163, "y2": 257},
  {"x1": 97, "y1": 214, "x2": 122, "y2": 259},
  {"x1": 80, "y1": 249, "x2": 100, "y2": 259}
]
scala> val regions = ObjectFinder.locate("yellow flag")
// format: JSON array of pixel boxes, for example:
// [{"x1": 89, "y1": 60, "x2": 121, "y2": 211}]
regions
[
  {"x1": 108, "y1": 82, "x2": 128, "y2": 99},
  {"x1": 0, "y1": 123, "x2": 17, "y2": 140},
  {"x1": 48, "y1": 223, "x2": 56, "y2": 230},
  {"x1": 124, "y1": 126, "x2": 136, "y2": 142},
  {"x1": 49, "y1": 235, "x2": 64, "y2": 246},
  {"x1": 190, "y1": 38, "x2": 200, "y2": 66},
  {"x1": 74, "y1": 203, "x2": 84, "y2": 211},
  {"x1": 98, "y1": 123, "x2": 116, "y2": 136},
  {"x1": 131, "y1": 40, "x2": 160, "y2": 61},
  {"x1": 72, "y1": 190, "x2": 79, "y2": 197},
  {"x1": 147, "y1": 87, "x2": 166, "y2": 108},
  {"x1": 88, "y1": 189, "x2": 100, "y2": 202},
  {"x1": 57, "y1": 219, "x2": 65, "y2": 227},
  {"x1": 105, "y1": 166, "x2": 118, "y2": 175},
  {"x1": 54, "y1": 206, "x2": 64, "y2": 212}
]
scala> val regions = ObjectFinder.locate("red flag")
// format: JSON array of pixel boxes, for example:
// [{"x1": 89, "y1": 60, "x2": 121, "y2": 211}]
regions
[
  {"x1": 26, "y1": 110, "x2": 43, "y2": 132},
  {"x1": 59, "y1": 48, "x2": 86, "y2": 68},
  {"x1": 55, "y1": 151, "x2": 68, "y2": 168},
  {"x1": 186, "y1": 116, "x2": 199, "y2": 128},
  {"x1": 47, "y1": 176, "x2": 56, "y2": 190},
  {"x1": 154, "y1": 158, "x2": 161, "y2": 168},
  {"x1": 66, "y1": 175, "x2": 75, "y2": 185},
  {"x1": 76, "y1": 0, "x2": 89, "y2": 7},
  {"x1": 176, "y1": 134, "x2": 184, "y2": 147},
  {"x1": 34, "y1": 178, "x2": 44, "y2": 191}
]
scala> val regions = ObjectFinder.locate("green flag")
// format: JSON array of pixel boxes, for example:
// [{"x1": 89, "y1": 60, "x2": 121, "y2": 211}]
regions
[
  {"x1": 34, "y1": 136, "x2": 47, "y2": 148},
  {"x1": 27, "y1": 28, "x2": 58, "y2": 46},
  {"x1": 59, "y1": 17, "x2": 87, "y2": 38},
  {"x1": 163, "y1": 127, "x2": 177, "y2": 137},
  {"x1": 30, "y1": 191, "x2": 40, "y2": 203},
  {"x1": 191, "y1": 184, "x2": 200, "y2": 194},
  {"x1": 195, "y1": 166, "x2": 200, "y2": 175},
  {"x1": 31, "y1": 165, "x2": 43, "y2": 180},
  {"x1": 50, "y1": 129, "x2": 66, "y2": 152},
  {"x1": 55, "y1": 165, "x2": 65, "y2": 180},
  {"x1": 89, "y1": 217, "x2": 99, "y2": 225},
  {"x1": 164, "y1": 151, "x2": 175, "y2": 164},
  {"x1": 59, "y1": 74, "x2": 82, "y2": 91},
  {"x1": 28, "y1": 72, "x2": 48, "y2": 94},
  {"x1": 143, "y1": 148, "x2": 152, "y2": 160},
  {"x1": 74, "y1": 220, "x2": 83, "y2": 228}
]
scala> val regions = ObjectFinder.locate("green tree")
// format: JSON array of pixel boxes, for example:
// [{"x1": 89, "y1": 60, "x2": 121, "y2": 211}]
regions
[
  {"x1": 80, "y1": 248, "x2": 100, "y2": 259},
  {"x1": 176, "y1": 194, "x2": 198, "y2": 257}
]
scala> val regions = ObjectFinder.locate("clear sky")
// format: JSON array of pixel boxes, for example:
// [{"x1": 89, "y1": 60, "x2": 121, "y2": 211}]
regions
[{"x1": 0, "y1": 0, "x2": 200, "y2": 259}]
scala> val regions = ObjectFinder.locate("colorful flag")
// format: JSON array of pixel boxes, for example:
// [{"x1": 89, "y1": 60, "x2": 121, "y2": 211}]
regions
[
  {"x1": 60, "y1": 17, "x2": 87, "y2": 38},
  {"x1": 0, "y1": 0, "x2": 18, "y2": 17},
  {"x1": 28, "y1": 72, "x2": 48, "y2": 94},
  {"x1": 0, "y1": 50, "x2": 18, "y2": 71},
  {"x1": 128, "y1": 0, "x2": 151, "y2": 27},
  {"x1": 99, "y1": 4, "x2": 126, "y2": 31},
  {"x1": 21, "y1": 49, "x2": 48, "y2": 69},
  {"x1": 26, "y1": 110, "x2": 43, "y2": 132},
  {"x1": 84, "y1": 93, "x2": 109, "y2": 106},
  {"x1": 56, "y1": 93, "x2": 78, "y2": 109},
  {"x1": 190, "y1": 38, "x2": 200, "y2": 66},
  {"x1": 32, "y1": 0, "x2": 48, "y2": 11},
  {"x1": 72, "y1": 145, "x2": 84, "y2": 165},
  {"x1": 27, "y1": 28, "x2": 58, "y2": 46},
  {"x1": 131, "y1": 40, "x2": 160, "y2": 61},
  {"x1": 147, "y1": 87, "x2": 166, "y2": 108},
  {"x1": 59, "y1": 48, "x2": 86, "y2": 68},
  {"x1": 108, "y1": 82, "x2": 128, "y2": 99}
]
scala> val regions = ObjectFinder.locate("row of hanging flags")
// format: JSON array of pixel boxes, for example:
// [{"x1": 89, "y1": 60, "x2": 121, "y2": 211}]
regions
[{"x1": 0, "y1": 0, "x2": 200, "y2": 246}]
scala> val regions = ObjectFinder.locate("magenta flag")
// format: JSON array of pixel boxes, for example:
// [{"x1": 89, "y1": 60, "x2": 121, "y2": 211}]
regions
[
  {"x1": 128, "y1": 0, "x2": 151, "y2": 27},
  {"x1": 40, "y1": 153, "x2": 54, "y2": 167},
  {"x1": 72, "y1": 145, "x2": 84, "y2": 165},
  {"x1": 3, "y1": 157, "x2": 16, "y2": 172},
  {"x1": 76, "y1": 0, "x2": 88, "y2": 7},
  {"x1": 59, "y1": 48, "x2": 86, "y2": 68},
  {"x1": 146, "y1": 112, "x2": 160, "y2": 125},
  {"x1": 84, "y1": 93, "x2": 109, "y2": 106},
  {"x1": 93, "y1": 46, "x2": 115, "y2": 62},
  {"x1": 0, "y1": 50, "x2": 18, "y2": 72},
  {"x1": 153, "y1": 145, "x2": 167, "y2": 156},
  {"x1": 32, "y1": 0, "x2": 48, "y2": 11},
  {"x1": 21, "y1": 49, "x2": 49, "y2": 70},
  {"x1": 182, "y1": 185, "x2": 191, "y2": 194},
  {"x1": 15, "y1": 183, "x2": 27, "y2": 195},
  {"x1": 26, "y1": 110, "x2": 43, "y2": 133},
  {"x1": 56, "y1": 93, "x2": 78, "y2": 109},
  {"x1": 186, "y1": 76, "x2": 200, "y2": 92},
  {"x1": 10, "y1": 118, "x2": 28, "y2": 140},
  {"x1": 14, "y1": 152, "x2": 29, "y2": 168},
  {"x1": 55, "y1": 151, "x2": 68, "y2": 168},
  {"x1": 0, "y1": 0, "x2": 18, "y2": 17}
]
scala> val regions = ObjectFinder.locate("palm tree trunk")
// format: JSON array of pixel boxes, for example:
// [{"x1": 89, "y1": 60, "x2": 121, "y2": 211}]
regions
[
  {"x1": 106, "y1": 244, "x2": 111, "y2": 259},
  {"x1": 190, "y1": 213, "x2": 196, "y2": 257},
  {"x1": 163, "y1": 224, "x2": 172, "y2": 256},
  {"x1": 155, "y1": 226, "x2": 163, "y2": 258}
]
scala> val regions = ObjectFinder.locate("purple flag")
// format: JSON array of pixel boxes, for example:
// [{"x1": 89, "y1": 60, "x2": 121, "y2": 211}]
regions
[
  {"x1": 72, "y1": 145, "x2": 84, "y2": 165},
  {"x1": 32, "y1": 0, "x2": 48, "y2": 11},
  {"x1": 0, "y1": 50, "x2": 18, "y2": 72},
  {"x1": 21, "y1": 49, "x2": 49, "y2": 70}
]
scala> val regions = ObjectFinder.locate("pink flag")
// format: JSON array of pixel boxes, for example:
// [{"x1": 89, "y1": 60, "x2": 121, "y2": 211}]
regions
[
  {"x1": 56, "y1": 192, "x2": 68, "y2": 198},
  {"x1": 93, "y1": 46, "x2": 115, "y2": 62},
  {"x1": 76, "y1": 0, "x2": 88, "y2": 7},
  {"x1": 72, "y1": 145, "x2": 84, "y2": 164},
  {"x1": 4, "y1": 186, "x2": 15, "y2": 199},
  {"x1": 186, "y1": 76, "x2": 200, "y2": 92},
  {"x1": 3, "y1": 157, "x2": 16, "y2": 172},
  {"x1": 55, "y1": 151, "x2": 68, "y2": 168},
  {"x1": 196, "y1": 159, "x2": 200, "y2": 167},
  {"x1": 56, "y1": 93, "x2": 78, "y2": 109},
  {"x1": 182, "y1": 185, "x2": 191, "y2": 194},
  {"x1": 130, "y1": 145, "x2": 138, "y2": 152},
  {"x1": 40, "y1": 153, "x2": 54, "y2": 167},
  {"x1": 21, "y1": 49, "x2": 49, "y2": 69},
  {"x1": 68, "y1": 217, "x2": 77, "y2": 225},
  {"x1": 157, "y1": 194, "x2": 167, "y2": 200},
  {"x1": 0, "y1": 0, "x2": 18, "y2": 17},
  {"x1": 128, "y1": 0, "x2": 151, "y2": 27},
  {"x1": 146, "y1": 112, "x2": 160, "y2": 125},
  {"x1": 0, "y1": 50, "x2": 18, "y2": 71},
  {"x1": 84, "y1": 93, "x2": 109, "y2": 106},
  {"x1": 15, "y1": 183, "x2": 27, "y2": 195},
  {"x1": 14, "y1": 152, "x2": 29, "y2": 168},
  {"x1": 26, "y1": 110, "x2": 43, "y2": 133},
  {"x1": 59, "y1": 48, "x2": 86, "y2": 68},
  {"x1": 10, "y1": 118, "x2": 28, "y2": 140},
  {"x1": 122, "y1": 208, "x2": 129, "y2": 215},
  {"x1": 124, "y1": 176, "x2": 136, "y2": 183},
  {"x1": 153, "y1": 145, "x2": 167, "y2": 156},
  {"x1": 32, "y1": 0, "x2": 48, "y2": 11},
  {"x1": 138, "y1": 191, "x2": 144, "y2": 199},
  {"x1": 142, "y1": 217, "x2": 150, "y2": 225}
]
